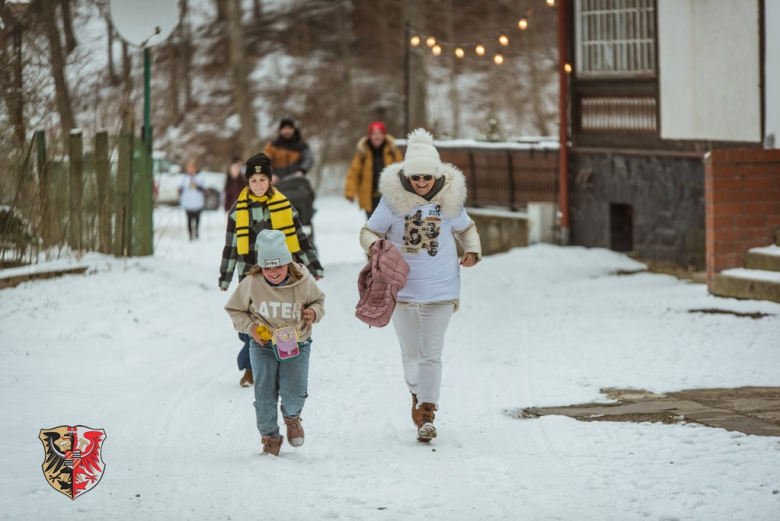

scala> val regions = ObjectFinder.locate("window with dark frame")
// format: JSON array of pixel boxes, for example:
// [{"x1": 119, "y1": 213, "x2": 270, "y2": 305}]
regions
[{"x1": 575, "y1": 0, "x2": 657, "y2": 78}]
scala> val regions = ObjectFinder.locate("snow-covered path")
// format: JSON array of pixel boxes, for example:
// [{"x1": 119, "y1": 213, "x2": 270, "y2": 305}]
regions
[{"x1": 2, "y1": 197, "x2": 779, "y2": 520}]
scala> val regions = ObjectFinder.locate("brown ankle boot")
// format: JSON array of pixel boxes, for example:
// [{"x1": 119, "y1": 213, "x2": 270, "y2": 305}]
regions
[
  {"x1": 261, "y1": 435, "x2": 284, "y2": 456},
  {"x1": 240, "y1": 368, "x2": 253, "y2": 387},
  {"x1": 411, "y1": 392, "x2": 421, "y2": 427},
  {"x1": 283, "y1": 416, "x2": 305, "y2": 447},
  {"x1": 417, "y1": 402, "x2": 437, "y2": 442}
]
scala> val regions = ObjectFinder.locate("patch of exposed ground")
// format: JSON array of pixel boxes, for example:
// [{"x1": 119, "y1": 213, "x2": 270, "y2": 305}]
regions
[{"x1": 513, "y1": 387, "x2": 780, "y2": 437}]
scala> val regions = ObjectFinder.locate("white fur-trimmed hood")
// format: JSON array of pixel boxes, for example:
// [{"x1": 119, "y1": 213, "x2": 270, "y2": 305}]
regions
[{"x1": 378, "y1": 161, "x2": 468, "y2": 218}]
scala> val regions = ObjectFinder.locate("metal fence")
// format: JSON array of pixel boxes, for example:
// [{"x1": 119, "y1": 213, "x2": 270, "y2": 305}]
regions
[{"x1": 0, "y1": 116, "x2": 153, "y2": 269}]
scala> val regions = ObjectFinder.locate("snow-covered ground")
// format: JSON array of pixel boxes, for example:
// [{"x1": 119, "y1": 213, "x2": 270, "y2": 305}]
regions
[{"x1": 1, "y1": 196, "x2": 779, "y2": 520}]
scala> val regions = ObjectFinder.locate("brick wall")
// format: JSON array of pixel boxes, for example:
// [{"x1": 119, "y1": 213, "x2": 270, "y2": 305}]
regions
[{"x1": 705, "y1": 149, "x2": 780, "y2": 288}]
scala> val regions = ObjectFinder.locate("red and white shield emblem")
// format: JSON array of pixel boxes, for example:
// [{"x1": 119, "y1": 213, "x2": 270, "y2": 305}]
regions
[{"x1": 39, "y1": 425, "x2": 107, "y2": 500}]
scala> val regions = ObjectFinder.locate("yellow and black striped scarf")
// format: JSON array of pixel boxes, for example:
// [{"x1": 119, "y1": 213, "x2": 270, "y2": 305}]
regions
[{"x1": 235, "y1": 187, "x2": 301, "y2": 255}]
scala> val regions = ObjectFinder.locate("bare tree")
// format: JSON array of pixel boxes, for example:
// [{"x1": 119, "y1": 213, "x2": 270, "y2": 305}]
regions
[
  {"x1": 105, "y1": 13, "x2": 119, "y2": 85},
  {"x1": 405, "y1": 0, "x2": 426, "y2": 132},
  {"x1": 39, "y1": 0, "x2": 75, "y2": 137},
  {"x1": 59, "y1": 0, "x2": 77, "y2": 54},
  {"x1": 167, "y1": 38, "x2": 181, "y2": 125},
  {"x1": 181, "y1": 0, "x2": 193, "y2": 110},
  {"x1": 443, "y1": 0, "x2": 460, "y2": 137},
  {"x1": 226, "y1": 0, "x2": 258, "y2": 158},
  {"x1": 1, "y1": 1, "x2": 27, "y2": 148}
]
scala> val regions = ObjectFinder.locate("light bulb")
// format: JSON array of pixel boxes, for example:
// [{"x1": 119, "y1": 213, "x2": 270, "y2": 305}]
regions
[
  {"x1": 475, "y1": 44, "x2": 485, "y2": 56},
  {"x1": 494, "y1": 54, "x2": 504, "y2": 65},
  {"x1": 499, "y1": 34, "x2": 509, "y2": 46},
  {"x1": 455, "y1": 47, "x2": 465, "y2": 58},
  {"x1": 410, "y1": 35, "x2": 420, "y2": 46},
  {"x1": 546, "y1": 0, "x2": 555, "y2": 6},
  {"x1": 518, "y1": 18, "x2": 528, "y2": 30},
  {"x1": 432, "y1": 45, "x2": 442, "y2": 56},
  {"x1": 564, "y1": 63, "x2": 572, "y2": 73},
  {"x1": 426, "y1": 37, "x2": 436, "y2": 47}
]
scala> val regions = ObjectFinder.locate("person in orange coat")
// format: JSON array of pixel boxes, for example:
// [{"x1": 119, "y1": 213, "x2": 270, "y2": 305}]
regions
[{"x1": 344, "y1": 122, "x2": 403, "y2": 218}]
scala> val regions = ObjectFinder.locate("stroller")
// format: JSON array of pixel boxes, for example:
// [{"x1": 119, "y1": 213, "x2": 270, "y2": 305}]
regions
[{"x1": 276, "y1": 175, "x2": 317, "y2": 250}]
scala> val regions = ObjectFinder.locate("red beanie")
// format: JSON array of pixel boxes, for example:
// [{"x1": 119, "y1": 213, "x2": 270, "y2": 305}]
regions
[{"x1": 368, "y1": 122, "x2": 386, "y2": 136}]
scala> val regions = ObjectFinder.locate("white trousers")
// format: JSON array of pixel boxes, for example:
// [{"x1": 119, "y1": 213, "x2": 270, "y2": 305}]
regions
[{"x1": 391, "y1": 302, "x2": 455, "y2": 405}]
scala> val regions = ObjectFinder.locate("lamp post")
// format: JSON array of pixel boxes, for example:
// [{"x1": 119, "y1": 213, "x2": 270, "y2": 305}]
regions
[{"x1": 109, "y1": 0, "x2": 177, "y2": 256}]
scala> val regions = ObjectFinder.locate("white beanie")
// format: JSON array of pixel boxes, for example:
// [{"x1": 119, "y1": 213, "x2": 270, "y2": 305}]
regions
[
  {"x1": 403, "y1": 128, "x2": 443, "y2": 177},
  {"x1": 255, "y1": 229, "x2": 293, "y2": 268}
]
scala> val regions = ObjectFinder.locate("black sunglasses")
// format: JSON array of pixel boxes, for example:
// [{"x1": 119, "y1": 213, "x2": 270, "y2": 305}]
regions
[{"x1": 409, "y1": 174, "x2": 434, "y2": 182}]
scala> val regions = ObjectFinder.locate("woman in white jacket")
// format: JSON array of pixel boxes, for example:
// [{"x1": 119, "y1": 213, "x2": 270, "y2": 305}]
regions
[{"x1": 359, "y1": 128, "x2": 482, "y2": 442}]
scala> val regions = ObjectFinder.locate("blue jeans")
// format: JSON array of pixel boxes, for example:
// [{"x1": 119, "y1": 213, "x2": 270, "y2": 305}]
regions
[
  {"x1": 249, "y1": 338, "x2": 312, "y2": 438},
  {"x1": 237, "y1": 333, "x2": 251, "y2": 370}
]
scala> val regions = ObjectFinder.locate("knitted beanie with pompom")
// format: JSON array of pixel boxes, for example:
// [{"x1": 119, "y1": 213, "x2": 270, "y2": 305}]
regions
[{"x1": 403, "y1": 128, "x2": 442, "y2": 177}]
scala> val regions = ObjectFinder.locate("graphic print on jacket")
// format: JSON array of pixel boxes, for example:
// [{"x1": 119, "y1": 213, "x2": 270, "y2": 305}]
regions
[
  {"x1": 402, "y1": 204, "x2": 442, "y2": 257},
  {"x1": 255, "y1": 301, "x2": 302, "y2": 322}
]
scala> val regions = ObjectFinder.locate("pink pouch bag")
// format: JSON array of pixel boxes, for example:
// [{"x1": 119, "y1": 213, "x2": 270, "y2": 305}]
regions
[{"x1": 272, "y1": 326, "x2": 301, "y2": 361}]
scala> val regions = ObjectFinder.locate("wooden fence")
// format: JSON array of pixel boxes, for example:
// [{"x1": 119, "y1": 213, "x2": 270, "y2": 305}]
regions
[
  {"x1": 400, "y1": 142, "x2": 559, "y2": 210},
  {"x1": 0, "y1": 112, "x2": 153, "y2": 268}
]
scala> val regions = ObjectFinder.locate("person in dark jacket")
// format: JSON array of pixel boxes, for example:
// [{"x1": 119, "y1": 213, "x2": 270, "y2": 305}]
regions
[
  {"x1": 263, "y1": 118, "x2": 314, "y2": 183},
  {"x1": 223, "y1": 156, "x2": 247, "y2": 212}
]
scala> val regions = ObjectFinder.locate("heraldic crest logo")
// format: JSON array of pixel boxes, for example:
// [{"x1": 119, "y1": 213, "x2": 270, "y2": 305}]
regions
[{"x1": 39, "y1": 425, "x2": 106, "y2": 500}]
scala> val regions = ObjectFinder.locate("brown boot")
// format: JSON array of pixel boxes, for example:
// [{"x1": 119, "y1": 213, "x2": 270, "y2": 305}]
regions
[
  {"x1": 240, "y1": 368, "x2": 253, "y2": 387},
  {"x1": 261, "y1": 435, "x2": 284, "y2": 456},
  {"x1": 283, "y1": 416, "x2": 305, "y2": 448},
  {"x1": 411, "y1": 392, "x2": 421, "y2": 427},
  {"x1": 417, "y1": 402, "x2": 437, "y2": 442}
]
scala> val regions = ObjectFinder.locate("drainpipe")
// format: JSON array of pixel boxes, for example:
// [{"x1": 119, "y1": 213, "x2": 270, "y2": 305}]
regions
[{"x1": 557, "y1": 0, "x2": 570, "y2": 245}]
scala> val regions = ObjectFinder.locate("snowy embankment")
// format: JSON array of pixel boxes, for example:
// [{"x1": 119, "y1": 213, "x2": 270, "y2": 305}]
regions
[{"x1": 1, "y1": 197, "x2": 779, "y2": 520}]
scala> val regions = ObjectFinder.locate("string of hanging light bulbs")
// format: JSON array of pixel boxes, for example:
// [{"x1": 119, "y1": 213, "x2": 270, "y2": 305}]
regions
[{"x1": 409, "y1": 0, "x2": 555, "y2": 65}]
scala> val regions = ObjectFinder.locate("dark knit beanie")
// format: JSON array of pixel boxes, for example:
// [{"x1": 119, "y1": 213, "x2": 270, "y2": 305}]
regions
[
  {"x1": 245, "y1": 153, "x2": 273, "y2": 181},
  {"x1": 279, "y1": 118, "x2": 295, "y2": 130}
]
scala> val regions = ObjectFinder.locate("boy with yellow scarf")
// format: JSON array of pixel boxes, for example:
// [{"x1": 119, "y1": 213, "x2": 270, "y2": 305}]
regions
[{"x1": 219, "y1": 153, "x2": 324, "y2": 387}]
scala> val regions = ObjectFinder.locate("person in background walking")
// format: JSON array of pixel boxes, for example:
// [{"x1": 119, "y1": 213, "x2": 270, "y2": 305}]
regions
[
  {"x1": 345, "y1": 122, "x2": 403, "y2": 218},
  {"x1": 179, "y1": 160, "x2": 206, "y2": 240},
  {"x1": 223, "y1": 156, "x2": 247, "y2": 212},
  {"x1": 264, "y1": 118, "x2": 314, "y2": 184}
]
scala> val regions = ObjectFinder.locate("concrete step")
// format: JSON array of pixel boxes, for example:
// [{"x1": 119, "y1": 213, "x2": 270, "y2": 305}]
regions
[
  {"x1": 745, "y1": 245, "x2": 780, "y2": 273},
  {"x1": 712, "y1": 268, "x2": 780, "y2": 304}
]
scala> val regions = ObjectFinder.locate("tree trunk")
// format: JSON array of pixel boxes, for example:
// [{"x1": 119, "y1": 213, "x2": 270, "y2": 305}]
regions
[
  {"x1": 405, "y1": 0, "x2": 426, "y2": 133},
  {"x1": 168, "y1": 38, "x2": 181, "y2": 125},
  {"x1": 60, "y1": 0, "x2": 77, "y2": 54},
  {"x1": 253, "y1": 0, "x2": 262, "y2": 25},
  {"x1": 41, "y1": 0, "x2": 75, "y2": 138},
  {"x1": 106, "y1": 15, "x2": 119, "y2": 85},
  {"x1": 1, "y1": 3, "x2": 26, "y2": 149},
  {"x1": 226, "y1": 0, "x2": 258, "y2": 158},
  {"x1": 527, "y1": 25, "x2": 550, "y2": 135},
  {"x1": 443, "y1": 0, "x2": 459, "y2": 137},
  {"x1": 336, "y1": 2, "x2": 356, "y2": 130},
  {"x1": 181, "y1": 0, "x2": 193, "y2": 110},
  {"x1": 215, "y1": 0, "x2": 227, "y2": 24},
  {"x1": 122, "y1": 40, "x2": 134, "y2": 100}
]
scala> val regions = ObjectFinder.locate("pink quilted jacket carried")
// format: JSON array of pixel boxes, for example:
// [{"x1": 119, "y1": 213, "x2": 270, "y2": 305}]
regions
[{"x1": 355, "y1": 239, "x2": 410, "y2": 327}]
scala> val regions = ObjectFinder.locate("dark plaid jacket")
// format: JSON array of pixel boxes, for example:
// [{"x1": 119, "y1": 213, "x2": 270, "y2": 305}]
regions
[{"x1": 218, "y1": 198, "x2": 323, "y2": 289}]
